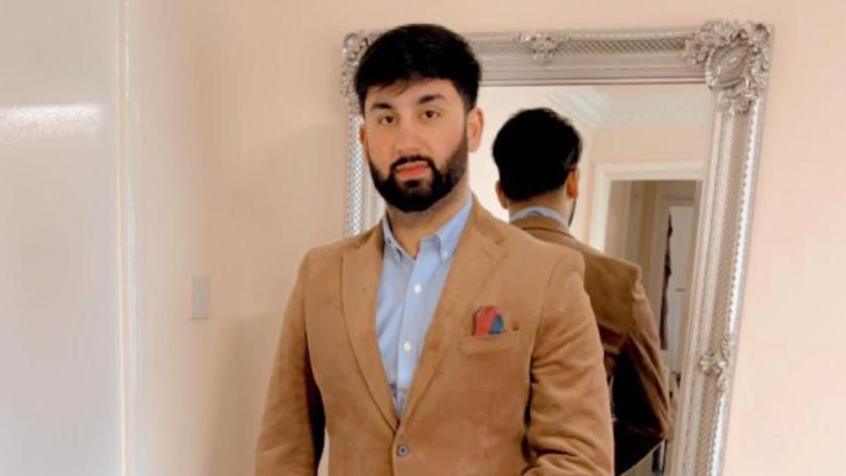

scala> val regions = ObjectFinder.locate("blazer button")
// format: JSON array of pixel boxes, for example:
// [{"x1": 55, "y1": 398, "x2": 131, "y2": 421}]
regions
[{"x1": 396, "y1": 444, "x2": 410, "y2": 458}]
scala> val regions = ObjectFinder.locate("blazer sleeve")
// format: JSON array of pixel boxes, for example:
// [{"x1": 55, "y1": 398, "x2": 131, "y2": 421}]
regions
[
  {"x1": 523, "y1": 254, "x2": 614, "y2": 475},
  {"x1": 255, "y1": 254, "x2": 325, "y2": 476},
  {"x1": 612, "y1": 272, "x2": 672, "y2": 473}
]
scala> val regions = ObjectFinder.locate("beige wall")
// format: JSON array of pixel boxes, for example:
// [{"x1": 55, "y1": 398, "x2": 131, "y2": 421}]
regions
[{"x1": 129, "y1": 1, "x2": 846, "y2": 475}]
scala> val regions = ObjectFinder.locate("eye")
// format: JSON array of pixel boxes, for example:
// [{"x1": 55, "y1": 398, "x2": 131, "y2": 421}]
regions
[
  {"x1": 377, "y1": 115, "x2": 396, "y2": 125},
  {"x1": 422, "y1": 109, "x2": 441, "y2": 119}
]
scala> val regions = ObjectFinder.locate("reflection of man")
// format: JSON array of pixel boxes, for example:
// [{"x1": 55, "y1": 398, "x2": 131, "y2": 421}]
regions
[
  {"x1": 492, "y1": 108, "x2": 671, "y2": 475},
  {"x1": 256, "y1": 25, "x2": 613, "y2": 475}
]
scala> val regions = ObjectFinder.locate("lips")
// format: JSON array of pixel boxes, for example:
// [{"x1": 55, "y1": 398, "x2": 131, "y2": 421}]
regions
[
  {"x1": 393, "y1": 160, "x2": 432, "y2": 179},
  {"x1": 396, "y1": 160, "x2": 429, "y2": 171}
]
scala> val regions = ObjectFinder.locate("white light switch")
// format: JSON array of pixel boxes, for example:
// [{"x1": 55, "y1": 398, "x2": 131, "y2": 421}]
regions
[{"x1": 191, "y1": 275, "x2": 210, "y2": 319}]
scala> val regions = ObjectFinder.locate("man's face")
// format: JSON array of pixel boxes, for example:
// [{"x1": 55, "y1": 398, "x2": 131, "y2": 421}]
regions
[{"x1": 359, "y1": 79, "x2": 483, "y2": 212}]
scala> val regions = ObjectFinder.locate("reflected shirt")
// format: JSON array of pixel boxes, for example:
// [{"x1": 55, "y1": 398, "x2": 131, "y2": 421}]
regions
[
  {"x1": 376, "y1": 196, "x2": 472, "y2": 418},
  {"x1": 510, "y1": 205, "x2": 570, "y2": 230}
]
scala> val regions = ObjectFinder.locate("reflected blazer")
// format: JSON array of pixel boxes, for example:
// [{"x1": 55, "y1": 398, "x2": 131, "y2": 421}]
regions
[{"x1": 512, "y1": 215, "x2": 671, "y2": 474}]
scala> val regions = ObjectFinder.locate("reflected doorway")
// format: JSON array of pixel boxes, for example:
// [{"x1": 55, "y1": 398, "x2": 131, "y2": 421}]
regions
[{"x1": 605, "y1": 179, "x2": 700, "y2": 475}]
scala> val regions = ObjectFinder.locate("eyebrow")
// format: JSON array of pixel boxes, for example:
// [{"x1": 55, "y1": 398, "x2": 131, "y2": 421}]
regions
[
  {"x1": 368, "y1": 93, "x2": 447, "y2": 113},
  {"x1": 369, "y1": 101, "x2": 394, "y2": 112},
  {"x1": 418, "y1": 93, "x2": 446, "y2": 105}
]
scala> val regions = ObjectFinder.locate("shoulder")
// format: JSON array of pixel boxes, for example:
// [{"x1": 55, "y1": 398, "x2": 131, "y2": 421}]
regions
[
  {"x1": 523, "y1": 226, "x2": 645, "y2": 309},
  {"x1": 493, "y1": 216, "x2": 587, "y2": 277},
  {"x1": 577, "y1": 243, "x2": 641, "y2": 286},
  {"x1": 297, "y1": 226, "x2": 379, "y2": 271}
]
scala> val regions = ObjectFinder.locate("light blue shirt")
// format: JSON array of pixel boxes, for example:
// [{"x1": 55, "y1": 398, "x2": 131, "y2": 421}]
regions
[
  {"x1": 376, "y1": 196, "x2": 473, "y2": 418},
  {"x1": 510, "y1": 205, "x2": 570, "y2": 231}
]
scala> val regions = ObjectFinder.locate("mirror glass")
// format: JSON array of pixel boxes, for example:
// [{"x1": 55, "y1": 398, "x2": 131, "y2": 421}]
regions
[{"x1": 469, "y1": 83, "x2": 713, "y2": 474}]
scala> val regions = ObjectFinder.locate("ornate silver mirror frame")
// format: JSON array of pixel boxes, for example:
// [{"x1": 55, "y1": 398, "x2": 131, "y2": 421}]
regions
[{"x1": 340, "y1": 20, "x2": 771, "y2": 476}]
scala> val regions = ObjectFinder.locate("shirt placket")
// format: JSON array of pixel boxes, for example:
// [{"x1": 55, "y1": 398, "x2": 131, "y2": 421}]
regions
[
  {"x1": 383, "y1": 248, "x2": 410, "y2": 411},
  {"x1": 395, "y1": 237, "x2": 439, "y2": 416}
]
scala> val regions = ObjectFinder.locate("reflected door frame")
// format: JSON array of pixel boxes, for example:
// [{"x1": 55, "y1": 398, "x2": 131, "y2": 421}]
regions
[
  {"x1": 588, "y1": 161, "x2": 704, "y2": 252},
  {"x1": 590, "y1": 162, "x2": 704, "y2": 476},
  {"x1": 644, "y1": 196, "x2": 696, "y2": 337}
]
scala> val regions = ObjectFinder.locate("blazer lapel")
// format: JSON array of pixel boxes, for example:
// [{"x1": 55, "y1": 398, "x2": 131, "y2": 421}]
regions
[
  {"x1": 341, "y1": 226, "x2": 398, "y2": 430},
  {"x1": 402, "y1": 200, "x2": 507, "y2": 422}
]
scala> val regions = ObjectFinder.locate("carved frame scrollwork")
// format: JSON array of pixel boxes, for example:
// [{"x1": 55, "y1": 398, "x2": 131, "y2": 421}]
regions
[
  {"x1": 341, "y1": 20, "x2": 772, "y2": 475},
  {"x1": 685, "y1": 20, "x2": 772, "y2": 114}
]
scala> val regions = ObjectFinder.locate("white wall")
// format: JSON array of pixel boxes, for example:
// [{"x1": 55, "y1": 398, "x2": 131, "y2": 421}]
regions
[
  {"x1": 126, "y1": 0, "x2": 846, "y2": 475},
  {"x1": 0, "y1": 1, "x2": 122, "y2": 475}
]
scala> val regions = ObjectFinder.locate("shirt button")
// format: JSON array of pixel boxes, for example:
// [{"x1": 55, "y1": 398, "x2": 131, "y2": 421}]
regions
[
  {"x1": 441, "y1": 251, "x2": 448, "y2": 260},
  {"x1": 396, "y1": 444, "x2": 410, "y2": 457},
  {"x1": 413, "y1": 283, "x2": 422, "y2": 294},
  {"x1": 403, "y1": 341, "x2": 413, "y2": 353}
]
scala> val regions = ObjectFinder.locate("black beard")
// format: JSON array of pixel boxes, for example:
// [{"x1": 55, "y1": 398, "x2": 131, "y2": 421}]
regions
[{"x1": 368, "y1": 135, "x2": 468, "y2": 213}]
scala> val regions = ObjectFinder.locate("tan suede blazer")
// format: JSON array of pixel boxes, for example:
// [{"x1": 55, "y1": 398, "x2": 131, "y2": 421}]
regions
[
  {"x1": 512, "y1": 215, "x2": 671, "y2": 474},
  {"x1": 256, "y1": 201, "x2": 613, "y2": 476}
]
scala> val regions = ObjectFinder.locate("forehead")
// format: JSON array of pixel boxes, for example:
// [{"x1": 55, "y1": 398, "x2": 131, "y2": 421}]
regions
[{"x1": 364, "y1": 78, "x2": 462, "y2": 109}]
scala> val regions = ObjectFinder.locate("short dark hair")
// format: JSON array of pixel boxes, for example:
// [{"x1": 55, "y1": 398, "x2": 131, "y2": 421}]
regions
[
  {"x1": 492, "y1": 107, "x2": 582, "y2": 202},
  {"x1": 354, "y1": 24, "x2": 481, "y2": 113}
]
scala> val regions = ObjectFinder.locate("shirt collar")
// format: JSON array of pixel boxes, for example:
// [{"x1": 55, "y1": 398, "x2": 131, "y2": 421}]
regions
[
  {"x1": 510, "y1": 205, "x2": 570, "y2": 232},
  {"x1": 382, "y1": 194, "x2": 473, "y2": 262}
]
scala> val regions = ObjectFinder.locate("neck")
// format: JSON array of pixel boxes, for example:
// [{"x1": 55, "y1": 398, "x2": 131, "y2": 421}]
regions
[
  {"x1": 508, "y1": 188, "x2": 573, "y2": 221},
  {"x1": 386, "y1": 178, "x2": 470, "y2": 258}
]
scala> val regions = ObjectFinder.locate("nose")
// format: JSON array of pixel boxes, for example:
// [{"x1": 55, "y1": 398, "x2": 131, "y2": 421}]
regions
[{"x1": 394, "y1": 118, "x2": 424, "y2": 158}]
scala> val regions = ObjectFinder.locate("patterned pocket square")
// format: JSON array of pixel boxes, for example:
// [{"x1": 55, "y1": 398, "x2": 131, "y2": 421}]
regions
[{"x1": 473, "y1": 305, "x2": 506, "y2": 336}]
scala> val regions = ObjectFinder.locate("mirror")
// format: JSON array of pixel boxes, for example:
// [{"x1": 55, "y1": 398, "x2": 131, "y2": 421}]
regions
[
  {"x1": 341, "y1": 21, "x2": 771, "y2": 475},
  {"x1": 469, "y1": 83, "x2": 711, "y2": 474}
]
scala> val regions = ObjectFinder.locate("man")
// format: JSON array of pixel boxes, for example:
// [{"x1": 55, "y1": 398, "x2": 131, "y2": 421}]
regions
[
  {"x1": 492, "y1": 108, "x2": 672, "y2": 474},
  {"x1": 256, "y1": 25, "x2": 613, "y2": 475}
]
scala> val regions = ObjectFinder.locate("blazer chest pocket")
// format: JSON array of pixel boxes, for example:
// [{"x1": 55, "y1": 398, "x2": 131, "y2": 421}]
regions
[{"x1": 459, "y1": 331, "x2": 521, "y2": 355}]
